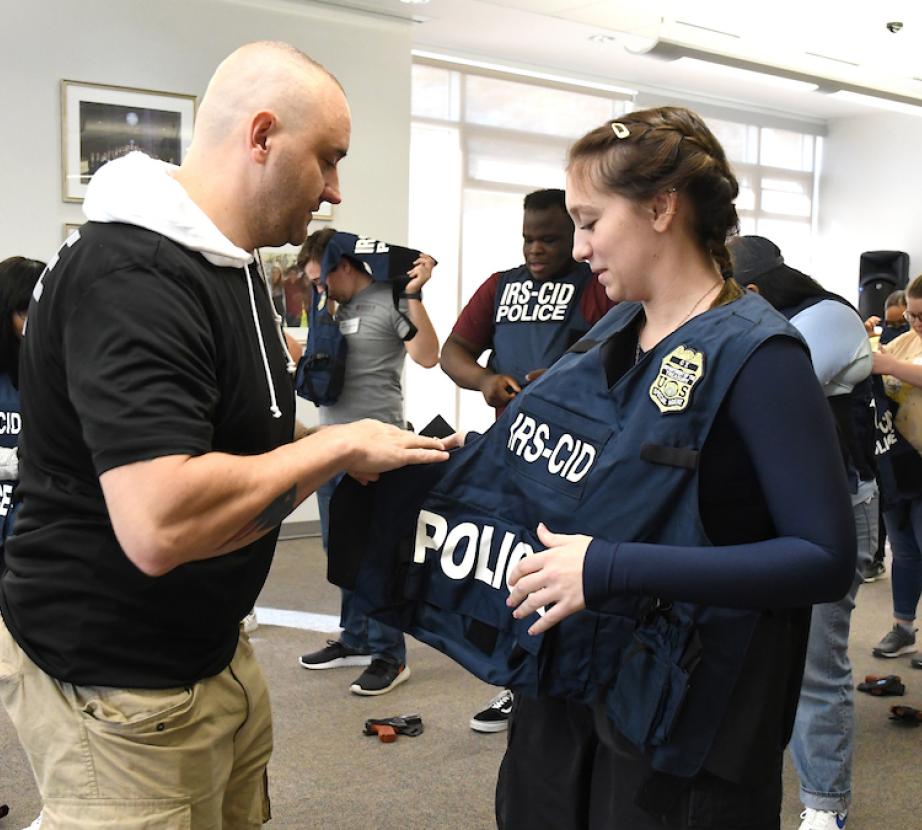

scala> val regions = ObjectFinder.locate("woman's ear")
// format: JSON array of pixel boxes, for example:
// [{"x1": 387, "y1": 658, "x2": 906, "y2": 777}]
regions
[{"x1": 650, "y1": 189, "x2": 678, "y2": 232}]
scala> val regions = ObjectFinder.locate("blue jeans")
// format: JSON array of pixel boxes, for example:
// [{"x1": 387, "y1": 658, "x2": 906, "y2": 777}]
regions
[
  {"x1": 788, "y1": 488, "x2": 877, "y2": 813},
  {"x1": 883, "y1": 498, "x2": 922, "y2": 622},
  {"x1": 317, "y1": 475, "x2": 406, "y2": 664}
]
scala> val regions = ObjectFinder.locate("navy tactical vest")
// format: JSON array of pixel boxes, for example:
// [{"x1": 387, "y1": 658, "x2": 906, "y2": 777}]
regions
[
  {"x1": 295, "y1": 288, "x2": 348, "y2": 406},
  {"x1": 871, "y1": 375, "x2": 922, "y2": 508},
  {"x1": 488, "y1": 262, "x2": 596, "y2": 385},
  {"x1": 0, "y1": 372, "x2": 22, "y2": 556},
  {"x1": 331, "y1": 290, "x2": 802, "y2": 778}
]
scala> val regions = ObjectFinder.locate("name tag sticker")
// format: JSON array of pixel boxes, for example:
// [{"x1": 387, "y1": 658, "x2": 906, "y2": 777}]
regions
[{"x1": 339, "y1": 317, "x2": 360, "y2": 335}]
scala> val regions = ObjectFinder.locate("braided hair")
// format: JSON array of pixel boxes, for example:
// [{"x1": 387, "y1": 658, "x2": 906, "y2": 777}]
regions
[{"x1": 567, "y1": 106, "x2": 740, "y2": 279}]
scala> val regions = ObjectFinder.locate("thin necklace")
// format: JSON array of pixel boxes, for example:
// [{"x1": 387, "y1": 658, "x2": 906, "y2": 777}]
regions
[{"x1": 635, "y1": 280, "x2": 722, "y2": 365}]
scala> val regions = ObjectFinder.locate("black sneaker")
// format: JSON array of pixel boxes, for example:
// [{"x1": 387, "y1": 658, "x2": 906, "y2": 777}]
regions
[
  {"x1": 862, "y1": 560, "x2": 886, "y2": 583},
  {"x1": 299, "y1": 640, "x2": 373, "y2": 670},
  {"x1": 470, "y1": 689, "x2": 514, "y2": 733},
  {"x1": 350, "y1": 659, "x2": 411, "y2": 696}
]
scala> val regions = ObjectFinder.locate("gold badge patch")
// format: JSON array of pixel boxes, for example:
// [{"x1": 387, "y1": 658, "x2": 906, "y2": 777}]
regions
[{"x1": 649, "y1": 345, "x2": 705, "y2": 414}]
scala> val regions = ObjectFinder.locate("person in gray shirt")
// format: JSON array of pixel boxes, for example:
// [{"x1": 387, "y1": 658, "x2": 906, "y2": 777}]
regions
[{"x1": 296, "y1": 227, "x2": 439, "y2": 695}]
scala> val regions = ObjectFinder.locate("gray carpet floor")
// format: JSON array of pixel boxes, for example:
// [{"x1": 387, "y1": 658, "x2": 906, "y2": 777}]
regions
[{"x1": 2, "y1": 537, "x2": 919, "y2": 829}]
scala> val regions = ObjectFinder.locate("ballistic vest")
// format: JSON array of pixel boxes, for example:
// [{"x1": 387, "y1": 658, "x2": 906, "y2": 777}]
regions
[
  {"x1": 488, "y1": 263, "x2": 595, "y2": 385},
  {"x1": 872, "y1": 375, "x2": 922, "y2": 508},
  {"x1": 295, "y1": 288, "x2": 348, "y2": 406},
  {"x1": 0, "y1": 372, "x2": 21, "y2": 554},
  {"x1": 331, "y1": 290, "x2": 802, "y2": 778}
]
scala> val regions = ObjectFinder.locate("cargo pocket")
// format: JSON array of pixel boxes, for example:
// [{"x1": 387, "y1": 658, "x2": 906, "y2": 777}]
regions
[
  {"x1": 70, "y1": 684, "x2": 199, "y2": 798},
  {"x1": 75, "y1": 684, "x2": 197, "y2": 736},
  {"x1": 42, "y1": 797, "x2": 191, "y2": 830},
  {"x1": 605, "y1": 612, "x2": 700, "y2": 748}
]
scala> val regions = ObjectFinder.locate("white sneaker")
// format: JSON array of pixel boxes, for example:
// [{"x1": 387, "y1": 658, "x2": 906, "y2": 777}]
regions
[
  {"x1": 241, "y1": 609, "x2": 258, "y2": 633},
  {"x1": 798, "y1": 807, "x2": 847, "y2": 830},
  {"x1": 21, "y1": 811, "x2": 43, "y2": 830}
]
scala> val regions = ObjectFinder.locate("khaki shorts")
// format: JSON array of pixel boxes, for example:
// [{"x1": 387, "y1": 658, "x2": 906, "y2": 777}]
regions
[{"x1": 0, "y1": 615, "x2": 272, "y2": 829}]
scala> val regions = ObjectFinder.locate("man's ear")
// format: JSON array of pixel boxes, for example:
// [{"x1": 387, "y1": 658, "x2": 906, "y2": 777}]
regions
[
  {"x1": 650, "y1": 189, "x2": 678, "y2": 232},
  {"x1": 249, "y1": 111, "x2": 276, "y2": 163},
  {"x1": 746, "y1": 283, "x2": 760, "y2": 294}
]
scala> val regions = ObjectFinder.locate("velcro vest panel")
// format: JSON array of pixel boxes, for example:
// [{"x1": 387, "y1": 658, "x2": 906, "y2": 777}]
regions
[
  {"x1": 330, "y1": 290, "x2": 802, "y2": 777},
  {"x1": 488, "y1": 263, "x2": 595, "y2": 385}
]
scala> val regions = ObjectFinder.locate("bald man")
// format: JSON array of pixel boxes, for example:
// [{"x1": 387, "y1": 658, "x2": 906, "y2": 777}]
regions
[{"x1": 0, "y1": 42, "x2": 447, "y2": 828}]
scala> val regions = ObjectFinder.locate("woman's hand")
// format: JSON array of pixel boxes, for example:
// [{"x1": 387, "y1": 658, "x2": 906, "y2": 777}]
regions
[{"x1": 506, "y1": 523, "x2": 592, "y2": 635}]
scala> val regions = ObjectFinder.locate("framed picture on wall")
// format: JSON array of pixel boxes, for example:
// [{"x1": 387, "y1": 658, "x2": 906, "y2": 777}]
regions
[
  {"x1": 61, "y1": 80, "x2": 196, "y2": 203},
  {"x1": 63, "y1": 222, "x2": 82, "y2": 240}
]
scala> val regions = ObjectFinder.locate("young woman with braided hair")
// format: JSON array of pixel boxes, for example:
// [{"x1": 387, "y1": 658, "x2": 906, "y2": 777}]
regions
[{"x1": 496, "y1": 107, "x2": 856, "y2": 828}]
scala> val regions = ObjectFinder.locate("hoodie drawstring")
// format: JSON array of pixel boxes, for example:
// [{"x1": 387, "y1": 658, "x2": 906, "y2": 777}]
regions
[{"x1": 244, "y1": 262, "x2": 282, "y2": 419}]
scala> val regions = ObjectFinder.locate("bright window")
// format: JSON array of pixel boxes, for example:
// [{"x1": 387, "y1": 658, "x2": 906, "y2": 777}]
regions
[{"x1": 408, "y1": 62, "x2": 821, "y2": 431}]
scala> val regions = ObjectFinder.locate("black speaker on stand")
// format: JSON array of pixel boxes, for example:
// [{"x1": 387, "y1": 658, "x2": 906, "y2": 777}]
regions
[{"x1": 858, "y1": 250, "x2": 910, "y2": 321}]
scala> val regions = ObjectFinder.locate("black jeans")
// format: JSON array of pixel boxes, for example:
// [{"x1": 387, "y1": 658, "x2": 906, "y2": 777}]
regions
[{"x1": 495, "y1": 694, "x2": 782, "y2": 830}]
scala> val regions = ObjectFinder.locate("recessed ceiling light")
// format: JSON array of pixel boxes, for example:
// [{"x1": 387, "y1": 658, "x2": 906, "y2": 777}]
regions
[
  {"x1": 588, "y1": 34, "x2": 617, "y2": 44},
  {"x1": 400, "y1": 0, "x2": 431, "y2": 4}
]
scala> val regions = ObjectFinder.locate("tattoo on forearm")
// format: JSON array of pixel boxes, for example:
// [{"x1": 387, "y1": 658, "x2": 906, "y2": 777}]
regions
[{"x1": 224, "y1": 486, "x2": 297, "y2": 546}]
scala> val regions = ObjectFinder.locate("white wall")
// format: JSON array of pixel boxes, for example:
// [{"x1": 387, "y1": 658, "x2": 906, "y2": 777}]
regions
[
  {"x1": 816, "y1": 112, "x2": 922, "y2": 303},
  {"x1": 0, "y1": 0, "x2": 414, "y2": 527},
  {"x1": 0, "y1": 0, "x2": 413, "y2": 259}
]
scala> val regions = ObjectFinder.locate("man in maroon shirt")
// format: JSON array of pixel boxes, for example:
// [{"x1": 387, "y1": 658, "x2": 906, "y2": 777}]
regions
[
  {"x1": 441, "y1": 189, "x2": 613, "y2": 418},
  {"x1": 439, "y1": 189, "x2": 614, "y2": 731}
]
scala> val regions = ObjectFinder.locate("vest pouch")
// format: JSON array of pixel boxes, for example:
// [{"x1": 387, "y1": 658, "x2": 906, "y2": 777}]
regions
[
  {"x1": 605, "y1": 611, "x2": 699, "y2": 749},
  {"x1": 295, "y1": 344, "x2": 347, "y2": 406}
]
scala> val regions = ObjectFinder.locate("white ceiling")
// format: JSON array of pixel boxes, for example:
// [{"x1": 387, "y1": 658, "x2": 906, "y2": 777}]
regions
[{"x1": 307, "y1": 0, "x2": 922, "y2": 121}]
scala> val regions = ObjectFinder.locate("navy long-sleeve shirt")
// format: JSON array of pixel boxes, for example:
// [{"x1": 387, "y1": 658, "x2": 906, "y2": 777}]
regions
[{"x1": 583, "y1": 336, "x2": 856, "y2": 611}]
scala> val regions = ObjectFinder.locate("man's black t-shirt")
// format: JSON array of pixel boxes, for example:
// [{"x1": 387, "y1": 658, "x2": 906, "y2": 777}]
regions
[{"x1": 0, "y1": 222, "x2": 295, "y2": 688}]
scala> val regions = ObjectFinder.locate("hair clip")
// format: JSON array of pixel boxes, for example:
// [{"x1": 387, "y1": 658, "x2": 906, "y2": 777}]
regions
[{"x1": 611, "y1": 122, "x2": 630, "y2": 139}]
